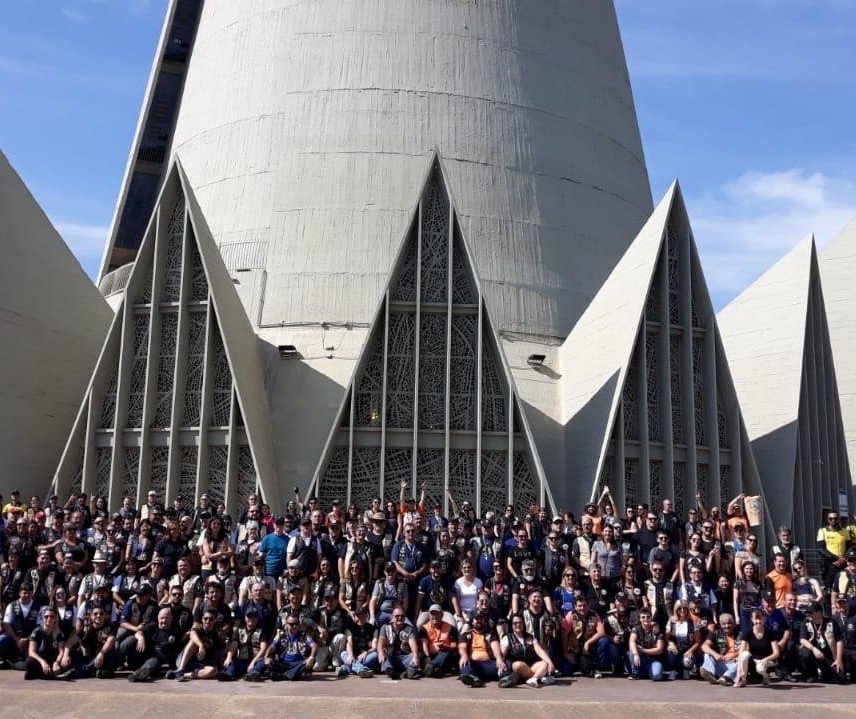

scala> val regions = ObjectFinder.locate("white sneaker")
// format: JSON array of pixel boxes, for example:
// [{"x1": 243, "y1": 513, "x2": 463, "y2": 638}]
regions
[{"x1": 526, "y1": 677, "x2": 540, "y2": 688}]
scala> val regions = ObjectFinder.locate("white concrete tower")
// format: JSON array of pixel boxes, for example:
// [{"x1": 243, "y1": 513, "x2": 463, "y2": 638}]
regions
[{"x1": 84, "y1": 0, "x2": 653, "y2": 508}]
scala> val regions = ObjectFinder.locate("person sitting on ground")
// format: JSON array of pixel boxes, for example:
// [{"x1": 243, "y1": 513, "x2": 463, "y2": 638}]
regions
[
  {"x1": 24, "y1": 606, "x2": 72, "y2": 680},
  {"x1": 418, "y1": 603, "x2": 459, "y2": 678},
  {"x1": 458, "y1": 611, "x2": 505, "y2": 687},
  {"x1": 734, "y1": 609, "x2": 779, "y2": 687},
  {"x1": 167, "y1": 609, "x2": 227, "y2": 682},
  {"x1": 377, "y1": 606, "x2": 420, "y2": 679},
  {"x1": 700, "y1": 612, "x2": 740, "y2": 686},
  {"x1": 498, "y1": 613, "x2": 556, "y2": 689},
  {"x1": 627, "y1": 607, "x2": 667, "y2": 681}
]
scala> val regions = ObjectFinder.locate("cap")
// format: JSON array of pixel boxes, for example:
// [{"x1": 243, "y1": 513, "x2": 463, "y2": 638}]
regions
[
  {"x1": 217, "y1": 555, "x2": 231, "y2": 563},
  {"x1": 371, "y1": 512, "x2": 386, "y2": 522},
  {"x1": 10, "y1": 489, "x2": 20, "y2": 495},
  {"x1": 837, "y1": 595, "x2": 849, "y2": 603},
  {"x1": 137, "y1": 583, "x2": 153, "y2": 594},
  {"x1": 846, "y1": 547, "x2": 856, "y2": 561},
  {"x1": 287, "y1": 559, "x2": 300, "y2": 569},
  {"x1": 552, "y1": 516, "x2": 563, "y2": 523},
  {"x1": 38, "y1": 548, "x2": 51, "y2": 557},
  {"x1": 354, "y1": 606, "x2": 368, "y2": 616},
  {"x1": 244, "y1": 608, "x2": 259, "y2": 618},
  {"x1": 329, "y1": 518, "x2": 341, "y2": 527},
  {"x1": 274, "y1": 515, "x2": 286, "y2": 524},
  {"x1": 807, "y1": 601, "x2": 823, "y2": 614},
  {"x1": 95, "y1": 583, "x2": 111, "y2": 592},
  {"x1": 323, "y1": 590, "x2": 337, "y2": 599},
  {"x1": 287, "y1": 584, "x2": 302, "y2": 594},
  {"x1": 428, "y1": 603, "x2": 443, "y2": 613},
  {"x1": 92, "y1": 553, "x2": 107, "y2": 563},
  {"x1": 151, "y1": 556, "x2": 163, "y2": 564},
  {"x1": 760, "y1": 591, "x2": 775, "y2": 602},
  {"x1": 253, "y1": 557, "x2": 265, "y2": 566},
  {"x1": 614, "y1": 591, "x2": 627, "y2": 600},
  {"x1": 384, "y1": 561, "x2": 396, "y2": 572}
]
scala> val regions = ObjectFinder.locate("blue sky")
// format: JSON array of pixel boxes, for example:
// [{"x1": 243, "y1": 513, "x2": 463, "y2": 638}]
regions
[{"x1": 1, "y1": 0, "x2": 855, "y2": 309}]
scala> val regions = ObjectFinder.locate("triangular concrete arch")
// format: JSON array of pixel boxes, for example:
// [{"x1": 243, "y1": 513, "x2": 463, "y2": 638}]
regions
[
  {"x1": 559, "y1": 183, "x2": 771, "y2": 543},
  {"x1": 720, "y1": 236, "x2": 852, "y2": 546},
  {"x1": 52, "y1": 160, "x2": 280, "y2": 511},
  {"x1": 309, "y1": 154, "x2": 555, "y2": 515}
]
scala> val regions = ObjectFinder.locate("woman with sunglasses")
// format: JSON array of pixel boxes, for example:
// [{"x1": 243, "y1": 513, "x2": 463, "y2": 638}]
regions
[
  {"x1": 553, "y1": 568, "x2": 581, "y2": 617},
  {"x1": 498, "y1": 613, "x2": 556, "y2": 688},
  {"x1": 665, "y1": 600, "x2": 701, "y2": 679},
  {"x1": 791, "y1": 559, "x2": 825, "y2": 611},
  {"x1": 40, "y1": 585, "x2": 75, "y2": 637}
]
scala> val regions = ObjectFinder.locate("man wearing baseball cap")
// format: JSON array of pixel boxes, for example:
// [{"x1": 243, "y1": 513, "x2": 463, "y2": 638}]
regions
[{"x1": 419, "y1": 603, "x2": 459, "y2": 677}]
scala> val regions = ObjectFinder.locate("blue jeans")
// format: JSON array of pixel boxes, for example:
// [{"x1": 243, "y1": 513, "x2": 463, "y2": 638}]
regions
[
  {"x1": 597, "y1": 637, "x2": 625, "y2": 674},
  {"x1": 340, "y1": 649, "x2": 379, "y2": 673},
  {"x1": 381, "y1": 652, "x2": 417, "y2": 676},
  {"x1": 627, "y1": 651, "x2": 664, "y2": 680},
  {"x1": 702, "y1": 654, "x2": 738, "y2": 682},
  {"x1": 460, "y1": 659, "x2": 507, "y2": 683}
]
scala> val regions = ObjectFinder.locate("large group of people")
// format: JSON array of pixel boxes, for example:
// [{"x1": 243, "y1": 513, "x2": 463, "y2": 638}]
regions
[{"x1": 2, "y1": 483, "x2": 856, "y2": 692}]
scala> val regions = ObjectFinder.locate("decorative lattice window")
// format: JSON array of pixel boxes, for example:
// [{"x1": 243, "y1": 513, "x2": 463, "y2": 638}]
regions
[
  {"x1": 320, "y1": 448, "x2": 350, "y2": 503},
  {"x1": 122, "y1": 448, "x2": 140, "y2": 502},
  {"x1": 481, "y1": 336, "x2": 507, "y2": 432},
  {"x1": 645, "y1": 267, "x2": 659, "y2": 322},
  {"x1": 236, "y1": 446, "x2": 258, "y2": 506},
  {"x1": 353, "y1": 331, "x2": 384, "y2": 427},
  {"x1": 149, "y1": 446, "x2": 169, "y2": 497},
  {"x1": 667, "y1": 225, "x2": 680, "y2": 325},
  {"x1": 127, "y1": 313, "x2": 150, "y2": 428},
  {"x1": 622, "y1": 360, "x2": 638, "y2": 439},
  {"x1": 449, "y1": 450, "x2": 477, "y2": 508},
  {"x1": 718, "y1": 465, "x2": 730, "y2": 506},
  {"x1": 186, "y1": 232, "x2": 208, "y2": 302},
  {"x1": 717, "y1": 396, "x2": 729, "y2": 449},
  {"x1": 178, "y1": 447, "x2": 198, "y2": 502},
  {"x1": 138, "y1": 270, "x2": 153, "y2": 305},
  {"x1": 385, "y1": 312, "x2": 416, "y2": 428},
  {"x1": 624, "y1": 459, "x2": 638, "y2": 510},
  {"x1": 384, "y1": 448, "x2": 413, "y2": 495},
  {"x1": 692, "y1": 336, "x2": 706, "y2": 445},
  {"x1": 691, "y1": 295, "x2": 702, "y2": 328},
  {"x1": 181, "y1": 311, "x2": 207, "y2": 426},
  {"x1": 449, "y1": 315, "x2": 477, "y2": 430},
  {"x1": 390, "y1": 229, "x2": 418, "y2": 303},
  {"x1": 208, "y1": 446, "x2": 228, "y2": 502},
  {"x1": 670, "y1": 334, "x2": 684, "y2": 444},
  {"x1": 210, "y1": 325, "x2": 232, "y2": 427},
  {"x1": 162, "y1": 197, "x2": 185, "y2": 302},
  {"x1": 673, "y1": 462, "x2": 685, "y2": 520},
  {"x1": 696, "y1": 463, "x2": 708, "y2": 505},
  {"x1": 649, "y1": 460, "x2": 662, "y2": 506},
  {"x1": 451, "y1": 230, "x2": 476, "y2": 304},
  {"x1": 153, "y1": 313, "x2": 178, "y2": 427},
  {"x1": 646, "y1": 330, "x2": 660, "y2": 441},
  {"x1": 99, "y1": 367, "x2": 119, "y2": 429},
  {"x1": 418, "y1": 313, "x2": 447, "y2": 430},
  {"x1": 513, "y1": 452, "x2": 539, "y2": 514},
  {"x1": 416, "y1": 449, "x2": 445, "y2": 498},
  {"x1": 480, "y1": 451, "x2": 508, "y2": 516},
  {"x1": 419, "y1": 183, "x2": 450, "y2": 304},
  {"x1": 93, "y1": 447, "x2": 113, "y2": 501}
]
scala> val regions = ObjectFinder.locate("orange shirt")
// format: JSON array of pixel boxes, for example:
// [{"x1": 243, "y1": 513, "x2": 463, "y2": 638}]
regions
[
  {"x1": 766, "y1": 570, "x2": 793, "y2": 607},
  {"x1": 469, "y1": 631, "x2": 491, "y2": 661}
]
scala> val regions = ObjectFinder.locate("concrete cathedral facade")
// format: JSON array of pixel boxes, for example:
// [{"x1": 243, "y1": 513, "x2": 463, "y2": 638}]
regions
[{"x1": 2, "y1": 0, "x2": 854, "y2": 550}]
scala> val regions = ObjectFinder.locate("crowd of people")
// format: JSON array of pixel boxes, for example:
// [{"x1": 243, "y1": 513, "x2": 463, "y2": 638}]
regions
[{"x1": 2, "y1": 482, "x2": 856, "y2": 692}]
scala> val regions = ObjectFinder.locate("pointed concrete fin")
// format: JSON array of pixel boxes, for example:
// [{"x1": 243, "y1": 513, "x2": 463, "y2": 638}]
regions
[
  {"x1": 557, "y1": 182, "x2": 678, "y2": 510},
  {"x1": 178, "y1": 161, "x2": 281, "y2": 510},
  {"x1": 311, "y1": 155, "x2": 552, "y2": 515},
  {"x1": 559, "y1": 183, "x2": 772, "y2": 546},
  {"x1": 820, "y1": 214, "x2": 856, "y2": 491},
  {"x1": 53, "y1": 160, "x2": 278, "y2": 512},
  {"x1": 722, "y1": 235, "x2": 852, "y2": 542},
  {"x1": 717, "y1": 236, "x2": 813, "y2": 526},
  {"x1": 0, "y1": 150, "x2": 111, "y2": 499}
]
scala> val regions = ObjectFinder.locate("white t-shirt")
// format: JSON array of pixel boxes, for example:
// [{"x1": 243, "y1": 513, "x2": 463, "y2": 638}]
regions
[{"x1": 453, "y1": 577, "x2": 483, "y2": 614}]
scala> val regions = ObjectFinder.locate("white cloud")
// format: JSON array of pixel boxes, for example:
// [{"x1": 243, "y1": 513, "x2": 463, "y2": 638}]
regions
[{"x1": 687, "y1": 169, "x2": 856, "y2": 308}]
